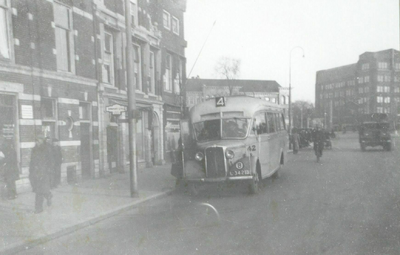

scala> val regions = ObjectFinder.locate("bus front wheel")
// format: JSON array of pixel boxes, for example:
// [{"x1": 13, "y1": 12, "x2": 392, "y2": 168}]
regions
[{"x1": 249, "y1": 172, "x2": 260, "y2": 194}]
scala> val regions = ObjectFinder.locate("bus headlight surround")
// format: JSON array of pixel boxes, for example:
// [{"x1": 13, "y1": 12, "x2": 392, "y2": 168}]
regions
[
  {"x1": 195, "y1": 152, "x2": 204, "y2": 161},
  {"x1": 225, "y1": 149, "x2": 234, "y2": 159}
]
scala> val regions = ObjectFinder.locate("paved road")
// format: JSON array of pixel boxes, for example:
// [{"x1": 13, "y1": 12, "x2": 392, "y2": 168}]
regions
[{"x1": 18, "y1": 134, "x2": 400, "y2": 255}]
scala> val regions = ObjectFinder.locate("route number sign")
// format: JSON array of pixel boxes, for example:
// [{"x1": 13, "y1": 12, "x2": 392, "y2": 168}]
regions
[{"x1": 215, "y1": 97, "x2": 226, "y2": 107}]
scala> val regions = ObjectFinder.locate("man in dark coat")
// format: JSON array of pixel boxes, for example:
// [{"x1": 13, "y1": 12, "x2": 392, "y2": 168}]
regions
[
  {"x1": 50, "y1": 138, "x2": 62, "y2": 188},
  {"x1": 29, "y1": 136, "x2": 54, "y2": 213},
  {"x1": 312, "y1": 125, "x2": 325, "y2": 161},
  {"x1": 2, "y1": 141, "x2": 19, "y2": 199}
]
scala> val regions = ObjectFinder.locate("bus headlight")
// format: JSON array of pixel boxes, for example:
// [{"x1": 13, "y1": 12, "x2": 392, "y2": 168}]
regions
[
  {"x1": 195, "y1": 152, "x2": 204, "y2": 161},
  {"x1": 225, "y1": 149, "x2": 234, "y2": 159},
  {"x1": 235, "y1": 161, "x2": 244, "y2": 170}
]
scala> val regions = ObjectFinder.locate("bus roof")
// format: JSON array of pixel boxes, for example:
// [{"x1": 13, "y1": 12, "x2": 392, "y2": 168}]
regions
[{"x1": 190, "y1": 96, "x2": 284, "y2": 123}]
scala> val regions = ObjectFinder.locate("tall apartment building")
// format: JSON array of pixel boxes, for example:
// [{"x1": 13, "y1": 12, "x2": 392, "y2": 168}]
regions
[
  {"x1": 315, "y1": 49, "x2": 400, "y2": 130},
  {"x1": 0, "y1": 0, "x2": 186, "y2": 191}
]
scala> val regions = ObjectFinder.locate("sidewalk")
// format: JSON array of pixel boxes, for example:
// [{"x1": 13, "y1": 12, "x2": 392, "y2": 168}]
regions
[{"x1": 0, "y1": 164, "x2": 175, "y2": 255}]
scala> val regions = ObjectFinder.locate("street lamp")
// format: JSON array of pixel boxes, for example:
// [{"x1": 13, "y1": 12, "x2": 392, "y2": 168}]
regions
[{"x1": 289, "y1": 46, "x2": 305, "y2": 137}]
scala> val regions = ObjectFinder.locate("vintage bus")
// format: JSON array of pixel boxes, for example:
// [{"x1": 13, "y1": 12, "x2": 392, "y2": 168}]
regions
[{"x1": 171, "y1": 96, "x2": 288, "y2": 194}]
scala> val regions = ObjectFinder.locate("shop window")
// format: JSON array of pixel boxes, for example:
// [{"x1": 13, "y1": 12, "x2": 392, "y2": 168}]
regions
[
  {"x1": 79, "y1": 102, "x2": 91, "y2": 120},
  {"x1": 54, "y1": 2, "x2": 74, "y2": 72},
  {"x1": 41, "y1": 98, "x2": 57, "y2": 139},
  {"x1": 41, "y1": 98, "x2": 56, "y2": 120}
]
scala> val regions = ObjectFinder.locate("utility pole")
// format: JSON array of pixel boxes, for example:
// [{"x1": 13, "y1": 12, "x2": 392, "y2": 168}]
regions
[{"x1": 124, "y1": 0, "x2": 138, "y2": 197}]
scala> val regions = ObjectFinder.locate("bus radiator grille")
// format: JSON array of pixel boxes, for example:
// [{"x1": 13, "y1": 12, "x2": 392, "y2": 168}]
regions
[{"x1": 205, "y1": 147, "x2": 225, "y2": 178}]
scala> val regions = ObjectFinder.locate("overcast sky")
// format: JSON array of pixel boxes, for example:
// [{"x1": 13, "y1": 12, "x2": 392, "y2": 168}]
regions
[{"x1": 184, "y1": 0, "x2": 399, "y2": 103}]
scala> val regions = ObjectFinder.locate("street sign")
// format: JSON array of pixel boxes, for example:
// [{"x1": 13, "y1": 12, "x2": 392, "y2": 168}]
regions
[{"x1": 106, "y1": 104, "x2": 127, "y2": 115}]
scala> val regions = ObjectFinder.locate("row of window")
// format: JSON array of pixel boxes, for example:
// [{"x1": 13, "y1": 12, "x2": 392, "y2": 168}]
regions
[
  {"x1": 361, "y1": 62, "x2": 400, "y2": 70},
  {"x1": 0, "y1": 2, "x2": 183, "y2": 95},
  {"x1": 163, "y1": 10, "x2": 180, "y2": 35},
  {"x1": 253, "y1": 112, "x2": 285, "y2": 135},
  {"x1": 377, "y1": 96, "x2": 391, "y2": 103},
  {"x1": 321, "y1": 73, "x2": 400, "y2": 91}
]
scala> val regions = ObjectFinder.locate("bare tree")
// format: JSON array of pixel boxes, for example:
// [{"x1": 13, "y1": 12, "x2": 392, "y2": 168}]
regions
[
  {"x1": 214, "y1": 56, "x2": 241, "y2": 95},
  {"x1": 292, "y1": 100, "x2": 315, "y2": 129}
]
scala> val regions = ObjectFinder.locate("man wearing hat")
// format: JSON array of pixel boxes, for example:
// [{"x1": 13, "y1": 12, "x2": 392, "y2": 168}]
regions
[{"x1": 29, "y1": 135, "x2": 54, "y2": 213}]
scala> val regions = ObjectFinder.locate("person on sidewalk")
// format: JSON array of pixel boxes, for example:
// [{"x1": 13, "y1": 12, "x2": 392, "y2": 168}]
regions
[
  {"x1": 312, "y1": 125, "x2": 325, "y2": 162},
  {"x1": 291, "y1": 128, "x2": 300, "y2": 154},
  {"x1": 50, "y1": 138, "x2": 62, "y2": 188},
  {"x1": 2, "y1": 141, "x2": 19, "y2": 200},
  {"x1": 29, "y1": 136, "x2": 54, "y2": 214}
]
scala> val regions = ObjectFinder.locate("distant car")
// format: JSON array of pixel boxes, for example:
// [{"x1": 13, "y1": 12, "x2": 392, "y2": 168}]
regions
[{"x1": 358, "y1": 121, "x2": 392, "y2": 151}]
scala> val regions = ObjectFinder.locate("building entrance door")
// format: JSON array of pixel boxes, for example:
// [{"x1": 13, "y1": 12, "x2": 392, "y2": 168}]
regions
[{"x1": 80, "y1": 123, "x2": 92, "y2": 178}]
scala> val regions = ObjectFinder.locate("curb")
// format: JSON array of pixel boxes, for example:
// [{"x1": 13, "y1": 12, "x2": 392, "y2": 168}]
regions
[{"x1": 0, "y1": 189, "x2": 174, "y2": 255}]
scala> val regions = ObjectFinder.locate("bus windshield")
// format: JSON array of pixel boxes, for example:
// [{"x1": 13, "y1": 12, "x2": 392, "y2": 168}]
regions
[{"x1": 194, "y1": 118, "x2": 249, "y2": 141}]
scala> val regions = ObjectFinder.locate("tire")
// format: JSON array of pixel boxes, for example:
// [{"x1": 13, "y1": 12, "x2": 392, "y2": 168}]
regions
[
  {"x1": 360, "y1": 144, "x2": 366, "y2": 152},
  {"x1": 385, "y1": 143, "x2": 392, "y2": 151},
  {"x1": 249, "y1": 173, "x2": 259, "y2": 194}
]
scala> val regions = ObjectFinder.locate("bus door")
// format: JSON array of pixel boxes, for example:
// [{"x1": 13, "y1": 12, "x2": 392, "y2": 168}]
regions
[
  {"x1": 253, "y1": 112, "x2": 271, "y2": 176},
  {"x1": 266, "y1": 112, "x2": 280, "y2": 172}
]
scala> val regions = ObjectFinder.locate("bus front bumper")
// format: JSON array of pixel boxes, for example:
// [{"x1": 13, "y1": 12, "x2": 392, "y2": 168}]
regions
[{"x1": 185, "y1": 176, "x2": 253, "y2": 183}]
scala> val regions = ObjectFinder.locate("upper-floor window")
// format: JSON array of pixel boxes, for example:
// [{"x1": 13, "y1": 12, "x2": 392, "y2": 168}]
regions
[
  {"x1": 358, "y1": 77, "x2": 363, "y2": 84},
  {"x1": 384, "y1": 97, "x2": 390, "y2": 103},
  {"x1": 395, "y1": 87, "x2": 400, "y2": 93},
  {"x1": 130, "y1": 2, "x2": 138, "y2": 28},
  {"x1": 164, "y1": 53, "x2": 172, "y2": 92},
  {"x1": 358, "y1": 87, "x2": 364, "y2": 94},
  {"x1": 54, "y1": 2, "x2": 73, "y2": 72},
  {"x1": 384, "y1": 75, "x2": 391, "y2": 82},
  {"x1": 378, "y1": 62, "x2": 388, "y2": 69},
  {"x1": 361, "y1": 63, "x2": 369, "y2": 70},
  {"x1": 0, "y1": 0, "x2": 10, "y2": 60},
  {"x1": 384, "y1": 86, "x2": 390, "y2": 93},
  {"x1": 172, "y1": 16, "x2": 179, "y2": 35},
  {"x1": 133, "y1": 44, "x2": 141, "y2": 90},
  {"x1": 149, "y1": 50, "x2": 156, "y2": 94},
  {"x1": 377, "y1": 86, "x2": 383, "y2": 92},
  {"x1": 377, "y1": 75, "x2": 384, "y2": 82},
  {"x1": 163, "y1": 11, "x2": 171, "y2": 30},
  {"x1": 102, "y1": 31, "x2": 114, "y2": 84},
  {"x1": 364, "y1": 76, "x2": 369, "y2": 83},
  {"x1": 377, "y1": 96, "x2": 383, "y2": 103},
  {"x1": 395, "y1": 63, "x2": 400, "y2": 70}
]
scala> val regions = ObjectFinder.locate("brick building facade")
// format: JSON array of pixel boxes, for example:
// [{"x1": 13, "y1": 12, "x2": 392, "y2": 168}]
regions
[{"x1": 0, "y1": 0, "x2": 187, "y2": 191}]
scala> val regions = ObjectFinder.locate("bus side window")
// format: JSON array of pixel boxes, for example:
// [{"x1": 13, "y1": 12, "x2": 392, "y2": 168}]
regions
[
  {"x1": 254, "y1": 112, "x2": 267, "y2": 134},
  {"x1": 267, "y1": 112, "x2": 276, "y2": 133}
]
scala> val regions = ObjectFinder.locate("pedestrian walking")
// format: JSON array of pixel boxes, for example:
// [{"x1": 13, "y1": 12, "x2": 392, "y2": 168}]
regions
[
  {"x1": 51, "y1": 138, "x2": 62, "y2": 188},
  {"x1": 2, "y1": 141, "x2": 19, "y2": 199},
  {"x1": 29, "y1": 136, "x2": 54, "y2": 214},
  {"x1": 312, "y1": 125, "x2": 325, "y2": 162},
  {"x1": 291, "y1": 129, "x2": 300, "y2": 154}
]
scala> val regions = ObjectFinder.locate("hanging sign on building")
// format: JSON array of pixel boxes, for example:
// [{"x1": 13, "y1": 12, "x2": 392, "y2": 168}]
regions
[
  {"x1": 106, "y1": 104, "x2": 127, "y2": 115},
  {"x1": 21, "y1": 105, "x2": 33, "y2": 119},
  {"x1": 2, "y1": 124, "x2": 14, "y2": 139}
]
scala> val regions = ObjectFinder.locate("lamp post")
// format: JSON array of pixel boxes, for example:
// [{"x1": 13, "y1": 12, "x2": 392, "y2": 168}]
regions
[{"x1": 289, "y1": 46, "x2": 305, "y2": 141}]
